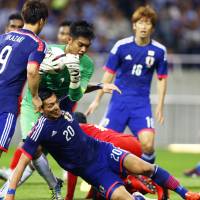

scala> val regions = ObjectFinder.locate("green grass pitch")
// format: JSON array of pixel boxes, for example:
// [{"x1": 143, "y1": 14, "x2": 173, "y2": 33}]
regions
[{"x1": 0, "y1": 147, "x2": 200, "y2": 199}]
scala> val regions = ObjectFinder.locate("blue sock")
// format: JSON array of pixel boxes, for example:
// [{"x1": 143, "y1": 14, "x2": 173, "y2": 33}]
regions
[
  {"x1": 151, "y1": 166, "x2": 188, "y2": 199},
  {"x1": 196, "y1": 163, "x2": 200, "y2": 173},
  {"x1": 141, "y1": 152, "x2": 156, "y2": 164}
]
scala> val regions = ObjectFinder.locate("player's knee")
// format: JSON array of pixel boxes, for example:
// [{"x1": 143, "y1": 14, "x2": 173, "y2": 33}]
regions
[
  {"x1": 138, "y1": 163, "x2": 155, "y2": 176},
  {"x1": 111, "y1": 186, "x2": 132, "y2": 200},
  {"x1": 33, "y1": 145, "x2": 43, "y2": 159},
  {"x1": 141, "y1": 142, "x2": 154, "y2": 154}
]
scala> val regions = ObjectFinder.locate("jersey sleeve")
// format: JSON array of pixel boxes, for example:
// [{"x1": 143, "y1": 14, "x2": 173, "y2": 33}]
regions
[
  {"x1": 28, "y1": 40, "x2": 47, "y2": 67},
  {"x1": 103, "y1": 41, "x2": 121, "y2": 74},
  {"x1": 21, "y1": 117, "x2": 47, "y2": 159},
  {"x1": 80, "y1": 55, "x2": 94, "y2": 92},
  {"x1": 156, "y1": 47, "x2": 168, "y2": 79}
]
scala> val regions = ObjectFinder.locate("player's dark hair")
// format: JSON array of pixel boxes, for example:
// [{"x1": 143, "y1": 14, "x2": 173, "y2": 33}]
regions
[
  {"x1": 21, "y1": 0, "x2": 48, "y2": 24},
  {"x1": 8, "y1": 13, "x2": 23, "y2": 22},
  {"x1": 60, "y1": 20, "x2": 72, "y2": 27},
  {"x1": 74, "y1": 112, "x2": 87, "y2": 124},
  {"x1": 70, "y1": 20, "x2": 95, "y2": 40},
  {"x1": 39, "y1": 88, "x2": 54, "y2": 102}
]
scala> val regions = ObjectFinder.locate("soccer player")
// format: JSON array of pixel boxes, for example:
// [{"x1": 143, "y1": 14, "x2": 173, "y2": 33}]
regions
[
  {"x1": 86, "y1": 5, "x2": 168, "y2": 164},
  {"x1": 65, "y1": 111, "x2": 141, "y2": 200},
  {"x1": 184, "y1": 163, "x2": 200, "y2": 177},
  {"x1": 5, "y1": 13, "x2": 24, "y2": 33},
  {"x1": 0, "y1": 21, "x2": 120, "y2": 199},
  {"x1": 4, "y1": 89, "x2": 200, "y2": 200},
  {"x1": 0, "y1": 0, "x2": 48, "y2": 158},
  {"x1": 57, "y1": 21, "x2": 71, "y2": 44}
]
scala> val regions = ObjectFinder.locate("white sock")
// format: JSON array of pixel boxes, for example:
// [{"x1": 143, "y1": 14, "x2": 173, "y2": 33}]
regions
[
  {"x1": 18, "y1": 165, "x2": 35, "y2": 186},
  {"x1": 32, "y1": 154, "x2": 57, "y2": 188}
]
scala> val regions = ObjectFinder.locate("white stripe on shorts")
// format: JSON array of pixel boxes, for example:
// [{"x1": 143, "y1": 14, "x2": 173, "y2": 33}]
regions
[{"x1": 0, "y1": 113, "x2": 14, "y2": 147}]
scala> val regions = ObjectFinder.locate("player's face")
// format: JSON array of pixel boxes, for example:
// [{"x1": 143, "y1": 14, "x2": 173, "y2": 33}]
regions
[
  {"x1": 133, "y1": 17, "x2": 153, "y2": 39},
  {"x1": 57, "y1": 26, "x2": 70, "y2": 44},
  {"x1": 42, "y1": 94, "x2": 61, "y2": 119},
  {"x1": 68, "y1": 36, "x2": 91, "y2": 56},
  {"x1": 5, "y1": 19, "x2": 24, "y2": 33}
]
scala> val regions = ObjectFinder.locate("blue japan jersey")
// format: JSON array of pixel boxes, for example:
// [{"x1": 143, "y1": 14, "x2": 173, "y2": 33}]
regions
[
  {"x1": 0, "y1": 29, "x2": 46, "y2": 114},
  {"x1": 22, "y1": 111, "x2": 100, "y2": 176},
  {"x1": 104, "y1": 36, "x2": 168, "y2": 100}
]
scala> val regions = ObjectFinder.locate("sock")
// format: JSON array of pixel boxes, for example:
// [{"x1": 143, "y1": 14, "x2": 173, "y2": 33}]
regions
[
  {"x1": 65, "y1": 172, "x2": 78, "y2": 200},
  {"x1": 32, "y1": 154, "x2": 57, "y2": 188},
  {"x1": 9, "y1": 148, "x2": 23, "y2": 170},
  {"x1": 151, "y1": 166, "x2": 188, "y2": 199},
  {"x1": 18, "y1": 165, "x2": 35, "y2": 186},
  {"x1": 141, "y1": 152, "x2": 156, "y2": 164},
  {"x1": 195, "y1": 162, "x2": 200, "y2": 173}
]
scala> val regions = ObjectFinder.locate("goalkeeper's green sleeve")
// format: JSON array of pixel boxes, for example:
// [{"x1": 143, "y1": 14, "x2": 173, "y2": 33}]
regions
[{"x1": 68, "y1": 86, "x2": 83, "y2": 102}]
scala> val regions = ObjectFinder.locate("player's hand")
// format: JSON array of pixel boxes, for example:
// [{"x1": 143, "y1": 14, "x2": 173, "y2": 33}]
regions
[
  {"x1": 155, "y1": 105, "x2": 164, "y2": 124},
  {"x1": 40, "y1": 50, "x2": 65, "y2": 74},
  {"x1": 102, "y1": 83, "x2": 121, "y2": 94},
  {"x1": 32, "y1": 96, "x2": 42, "y2": 113},
  {"x1": 85, "y1": 100, "x2": 100, "y2": 116},
  {"x1": 62, "y1": 54, "x2": 80, "y2": 89}
]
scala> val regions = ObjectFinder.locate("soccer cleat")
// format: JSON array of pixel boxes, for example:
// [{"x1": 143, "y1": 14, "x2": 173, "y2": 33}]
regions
[
  {"x1": 184, "y1": 168, "x2": 200, "y2": 178},
  {"x1": 0, "y1": 168, "x2": 11, "y2": 181},
  {"x1": 185, "y1": 191, "x2": 200, "y2": 200},
  {"x1": 50, "y1": 178, "x2": 64, "y2": 200}
]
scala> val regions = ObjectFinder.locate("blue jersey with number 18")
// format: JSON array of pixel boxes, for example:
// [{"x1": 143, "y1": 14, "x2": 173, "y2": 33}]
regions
[
  {"x1": 104, "y1": 36, "x2": 168, "y2": 100},
  {"x1": 0, "y1": 29, "x2": 46, "y2": 114}
]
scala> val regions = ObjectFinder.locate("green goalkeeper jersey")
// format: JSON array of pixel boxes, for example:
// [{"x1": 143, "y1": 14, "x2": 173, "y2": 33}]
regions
[{"x1": 22, "y1": 44, "x2": 94, "y2": 107}]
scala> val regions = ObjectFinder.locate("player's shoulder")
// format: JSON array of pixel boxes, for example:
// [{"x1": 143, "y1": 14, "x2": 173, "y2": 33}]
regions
[
  {"x1": 47, "y1": 43, "x2": 66, "y2": 55},
  {"x1": 111, "y1": 36, "x2": 134, "y2": 54},
  {"x1": 80, "y1": 54, "x2": 94, "y2": 68},
  {"x1": 151, "y1": 39, "x2": 167, "y2": 53},
  {"x1": 12, "y1": 29, "x2": 46, "y2": 52}
]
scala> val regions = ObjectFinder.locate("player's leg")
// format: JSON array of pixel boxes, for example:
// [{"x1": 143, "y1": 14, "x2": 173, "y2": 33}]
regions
[
  {"x1": 123, "y1": 153, "x2": 200, "y2": 199},
  {"x1": 184, "y1": 162, "x2": 200, "y2": 177},
  {"x1": 65, "y1": 172, "x2": 78, "y2": 200},
  {"x1": 128, "y1": 102, "x2": 156, "y2": 163},
  {"x1": 99, "y1": 101, "x2": 128, "y2": 132},
  {"x1": 113, "y1": 135, "x2": 142, "y2": 158},
  {"x1": 110, "y1": 185, "x2": 133, "y2": 200},
  {"x1": 0, "y1": 112, "x2": 17, "y2": 158}
]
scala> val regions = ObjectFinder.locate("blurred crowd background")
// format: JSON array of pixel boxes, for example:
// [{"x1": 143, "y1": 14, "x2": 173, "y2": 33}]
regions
[
  {"x1": 0, "y1": 0, "x2": 199, "y2": 145},
  {"x1": 1, "y1": 0, "x2": 200, "y2": 54}
]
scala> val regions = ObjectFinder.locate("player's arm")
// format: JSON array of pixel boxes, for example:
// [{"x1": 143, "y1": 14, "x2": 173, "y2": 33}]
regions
[
  {"x1": 5, "y1": 118, "x2": 46, "y2": 200},
  {"x1": 156, "y1": 77, "x2": 167, "y2": 124},
  {"x1": 84, "y1": 82, "x2": 121, "y2": 94},
  {"x1": 85, "y1": 71, "x2": 116, "y2": 115},
  {"x1": 155, "y1": 47, "x2": 168, "y2": 124},
  {"x1": 85, "y1": 41, "x2": 121, "y2": 115},
  {"x1": 27, "y1": 63, "x2": 41, "y2": 112},
  {"x1": 28, "y1": 41, "x2": 46, "y2": 112},
  {"x1": 5, "y1": 154, "x2": 30, "y2": 200}
]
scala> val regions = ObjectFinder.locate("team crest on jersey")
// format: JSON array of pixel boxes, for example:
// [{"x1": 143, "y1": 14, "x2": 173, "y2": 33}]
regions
[
  {"x1": 62, "y1": 111, "x2": 73, "y2": 122},
  {"x1": 99, "y1": 185, "x2": 106, "y2": 195},
  {"x1": 145, "y1": 50, "x2": 155, "y2": 68}
]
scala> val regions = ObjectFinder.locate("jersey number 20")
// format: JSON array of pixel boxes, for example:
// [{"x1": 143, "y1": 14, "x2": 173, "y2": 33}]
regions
[{"x1": 0, "y1": 45, "x2": 12, "y2": 74}]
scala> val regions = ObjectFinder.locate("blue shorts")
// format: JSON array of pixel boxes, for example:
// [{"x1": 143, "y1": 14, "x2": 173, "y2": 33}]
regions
[
  {"x1": 0, "y1": 112, "x2": 17, "y2": 152},
  {"x1": 100, "y1": 98, "x2": 155, "y2": 136},
  {"x1": 81, "y1": 143, "x2": 129, "y2": 199}
]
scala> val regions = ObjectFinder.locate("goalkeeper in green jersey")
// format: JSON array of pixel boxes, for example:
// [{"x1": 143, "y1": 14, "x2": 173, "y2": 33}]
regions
[{"x1": 0, "y1": 21, "x2": 120, "y2": 200}]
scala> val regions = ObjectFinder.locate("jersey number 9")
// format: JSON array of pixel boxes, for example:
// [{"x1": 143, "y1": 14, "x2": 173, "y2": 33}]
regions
[{"x1": 0, "y1": 45, "x2": 12, "y2": 74}]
